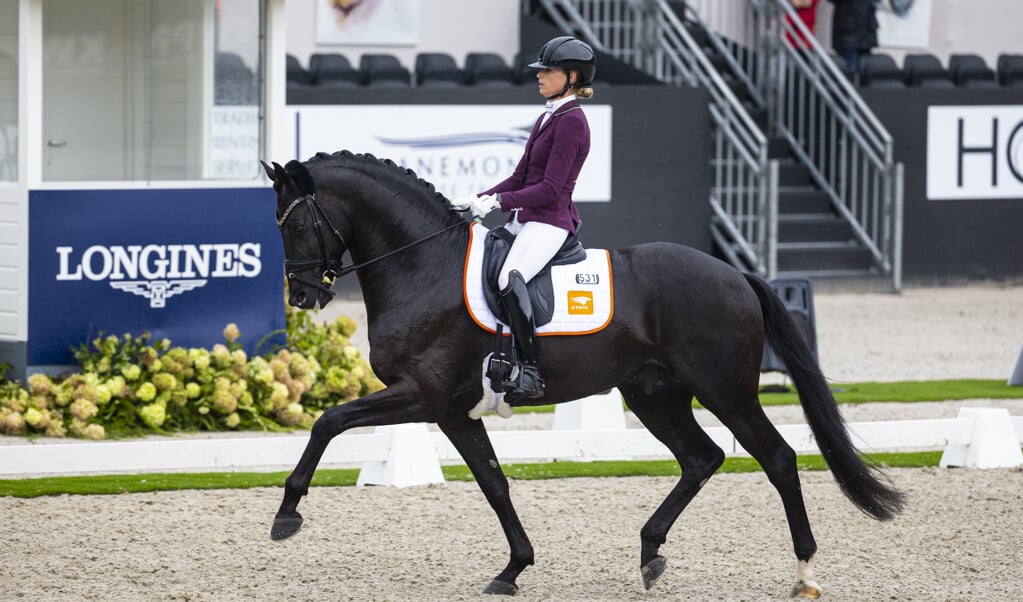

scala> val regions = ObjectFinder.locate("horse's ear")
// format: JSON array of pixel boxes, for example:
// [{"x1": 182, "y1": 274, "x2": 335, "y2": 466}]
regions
[
  {"x1": 272, "y1": 162, "x2": 288, "y2": 181},
  {"x1": 260, "y1": 160, "x2": 276, "y2": 181}
]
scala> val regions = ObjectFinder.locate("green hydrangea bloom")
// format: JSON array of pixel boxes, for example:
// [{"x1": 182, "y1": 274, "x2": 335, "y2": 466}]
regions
[
  {"x1": 82, "y1": 423, "x2": 105, "y2": 440},
  {"x1": 223, "y1": 323, "x2": 241, "y2": 343},
  {"x1": 23, "y1": 407, "x2": 45, "y2": 429},
  {"x1": 69, "y1": 398, "x2": 98, "y2": 421},
  {"x1": 224, "y1": 412, "x2": 241, "y2": 428},
  {"x1": 136, "y1": 382, "x2": 157, "y2": 402},
  {"x1": 139, "y1": 402, "x2": 166, "y2": 429},
  {"x1": 122, "y1": 364, "x2": 142, "y2": 382},
  {"x1": 152, "y1": 373, "x2": 177, "y2": 392}
]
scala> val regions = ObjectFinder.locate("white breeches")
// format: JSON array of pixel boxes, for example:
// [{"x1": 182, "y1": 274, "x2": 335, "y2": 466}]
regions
[{"x1": 498, "y1": 218, "x2": 570, "y2": 290}]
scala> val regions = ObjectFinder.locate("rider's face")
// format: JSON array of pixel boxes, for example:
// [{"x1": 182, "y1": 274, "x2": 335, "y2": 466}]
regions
[{"x1": 537, "y1": 68, "x2": 574, "y2": 100}]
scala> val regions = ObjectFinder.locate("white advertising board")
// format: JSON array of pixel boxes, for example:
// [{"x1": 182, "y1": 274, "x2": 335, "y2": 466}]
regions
[
  {"x1": 285, "y1": 105, "x2": 612, "y2": 202},
  {"x1": 927, "y1": 105, "x2": 1023, "y2": 200}
]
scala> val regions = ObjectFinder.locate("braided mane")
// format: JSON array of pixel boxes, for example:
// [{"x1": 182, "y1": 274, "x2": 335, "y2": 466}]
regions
[{"x1": 306, "y1": 150, "x2": 451, "y2": 209}]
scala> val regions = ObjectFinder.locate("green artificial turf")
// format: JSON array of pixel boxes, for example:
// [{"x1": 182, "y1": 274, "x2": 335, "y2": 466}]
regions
[
  {"x1": 518, "y1": 379, "x2": 1019, "y2": 412},
  {"x1": 0, "y1": 451, "x2": 946, "y2": 498},
  {"x1": 756, "y1": 379, "x2": 1020, "y2": 406}
]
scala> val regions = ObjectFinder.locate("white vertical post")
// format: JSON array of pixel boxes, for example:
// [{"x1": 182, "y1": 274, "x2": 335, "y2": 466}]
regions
[
  {"x1": 940, "y1": 408, "x2": 1023, "y2": 469},
  {"x1": 1008, "y1": 342, "x2": 1023, "y2": 386},
  {"x1": 552, "y1": 388, "x2": 626, "y2": 431},
  {"x1": 357, "y1": 423, "x2": 445, "y2": 487}
]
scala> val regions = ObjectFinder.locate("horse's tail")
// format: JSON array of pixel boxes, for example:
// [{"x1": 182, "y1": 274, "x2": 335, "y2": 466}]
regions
[{"x1": 744, "y1": 274, "x2": 906, "y2": 521}]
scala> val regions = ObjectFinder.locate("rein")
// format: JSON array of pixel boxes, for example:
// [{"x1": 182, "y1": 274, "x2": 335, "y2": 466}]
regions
[{"x1": 277, "y1": 193, "x2": 464, "y2": 298}]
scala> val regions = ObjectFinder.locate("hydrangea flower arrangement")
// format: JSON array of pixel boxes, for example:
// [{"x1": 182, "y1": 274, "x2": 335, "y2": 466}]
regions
[{"x1": 0, "y1": 305, "x2": 383, "y2": 439}]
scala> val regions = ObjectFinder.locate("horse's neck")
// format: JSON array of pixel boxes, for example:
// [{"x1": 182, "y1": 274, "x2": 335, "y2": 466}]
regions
[{"x1": 335, "y1": 183, "x2": 467, "y2": 314}]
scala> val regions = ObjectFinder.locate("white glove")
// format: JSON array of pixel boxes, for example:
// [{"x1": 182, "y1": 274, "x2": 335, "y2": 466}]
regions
[
  {"x1": 469, "y1": 194, "x2": 501, "y2": 218},
  {"x1": 449, "y1": 195, "x2": 476, "y2": 211}
]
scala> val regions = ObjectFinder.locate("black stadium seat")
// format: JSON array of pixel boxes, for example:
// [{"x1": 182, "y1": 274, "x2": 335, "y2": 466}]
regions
[
  {"x1": 903, "y1": 53, "x2": 953, "y2": 88},
  {"x1": 309, "y1": 53, "x2": 360, "y2": 87},
  {"x1": 949, "y1": 53, "x2": 998, "y2": 88},
  {"x1": 360, "y1": 53, "x2": 411, "y2": 87},
  {"x1": 286, "y1": 54, "x2": 313, "y2": 86},
  {"x1": 415, "y1": 52, "x2": 465, "y2": 87},
  {"x1": 858, "y1": 53, "x2": 905, "y2": 88},
  {"x1": 465, "y1": 52, "x2": 516, "y2": 86},
  {"x1": 828, "y1": 52, "x2": 855, "y2": 82},
  {"x1": 514, "y1": 51, "x2": 538, "y2": 85},
  {"x1": 997, "y1": 53, "x2": 1023, "y2": 87}
]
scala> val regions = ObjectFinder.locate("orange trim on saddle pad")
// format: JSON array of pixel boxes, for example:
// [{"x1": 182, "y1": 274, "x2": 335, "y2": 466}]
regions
[{"x1": 462, "y1": 222, "x2": 614, "y2": 336}]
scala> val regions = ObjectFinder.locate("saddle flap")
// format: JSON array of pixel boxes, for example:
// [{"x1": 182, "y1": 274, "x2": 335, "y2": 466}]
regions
[
  {"x1": 481, "y1": 227, "x2": 586, "y2": 327},
  {"x1": 464, "y1": 223, "x2": 613, "y2": 337}
]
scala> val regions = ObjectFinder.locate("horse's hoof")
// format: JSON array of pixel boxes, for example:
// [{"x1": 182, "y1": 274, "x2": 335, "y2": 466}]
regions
[
  {"x1": 482, "y1": 579, "x2": 519, "y2": 595},
  {"x1": 790, "y1": 579, "x2": 822, "y2": 599},
  {"x1": 270, "y1": 513, "x2": 303, "y2": 541},
  {"x1": 641, "y1": 555, "x2": 667, "y2": 590}
]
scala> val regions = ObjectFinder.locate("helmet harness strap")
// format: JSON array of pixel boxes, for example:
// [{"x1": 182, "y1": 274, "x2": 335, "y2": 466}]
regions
[{"x1": 545, "y1": 68, "x2": 577, "y2": 101}]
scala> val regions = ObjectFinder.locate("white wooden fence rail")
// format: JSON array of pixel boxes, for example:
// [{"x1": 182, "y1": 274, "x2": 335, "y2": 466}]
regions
[{"x1": 1, "y1": 402, "x2": 1020, "y2": 483}]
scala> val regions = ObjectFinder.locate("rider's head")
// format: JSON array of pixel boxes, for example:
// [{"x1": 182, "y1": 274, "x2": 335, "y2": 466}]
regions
[{"x1": 529, "y1": 36, "x2": 596, "y2": 100}]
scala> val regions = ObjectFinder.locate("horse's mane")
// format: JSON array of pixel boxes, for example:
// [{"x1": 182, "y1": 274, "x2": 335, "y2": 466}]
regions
[{"x1": 305, "y1": 150, "x2": 452, "y2": 210}]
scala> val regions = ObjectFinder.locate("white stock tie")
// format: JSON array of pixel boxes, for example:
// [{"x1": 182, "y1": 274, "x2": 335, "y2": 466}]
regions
[{"x1": 541, "y1": 102, "x2": 554, "y2": 128}]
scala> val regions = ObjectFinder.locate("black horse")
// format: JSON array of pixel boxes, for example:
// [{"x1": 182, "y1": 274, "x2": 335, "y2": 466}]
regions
[{"x1": 261, "y1": 151, "x2": 904, "y2": 598}]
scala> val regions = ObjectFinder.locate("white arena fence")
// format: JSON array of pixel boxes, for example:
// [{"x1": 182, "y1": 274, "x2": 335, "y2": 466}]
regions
[{"x1": 1, "y1": 390, "x2": 1021, "y2": 484}]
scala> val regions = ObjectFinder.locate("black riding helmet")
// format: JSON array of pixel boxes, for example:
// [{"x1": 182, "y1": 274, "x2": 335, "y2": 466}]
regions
[{"x1": 529, "y1": 36, "x2": 596, "y2": 99}]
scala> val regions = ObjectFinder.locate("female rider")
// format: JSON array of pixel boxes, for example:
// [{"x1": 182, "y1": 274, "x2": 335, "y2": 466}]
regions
[{"x1": 450, "y1": 36, "x2": 596, "y2": 402}]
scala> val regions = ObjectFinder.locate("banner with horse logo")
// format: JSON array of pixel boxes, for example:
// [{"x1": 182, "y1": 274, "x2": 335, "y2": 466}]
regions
[{"x1": 27, "y1": 188, "x2": 284, "y2": 367}]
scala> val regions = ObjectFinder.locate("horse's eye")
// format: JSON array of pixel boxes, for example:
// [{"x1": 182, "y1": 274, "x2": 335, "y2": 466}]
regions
[{"x1": 291, "y1": 221, "x2": 307, "y2": 234}]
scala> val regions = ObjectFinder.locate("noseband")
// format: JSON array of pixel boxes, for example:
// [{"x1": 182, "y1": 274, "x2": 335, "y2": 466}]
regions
[
  {"x1": 277, "y1": 193, "x2": 466, "y2": 298},
  {"x1": 276, "y1": 194, "x2": 350, "y2": 299}
]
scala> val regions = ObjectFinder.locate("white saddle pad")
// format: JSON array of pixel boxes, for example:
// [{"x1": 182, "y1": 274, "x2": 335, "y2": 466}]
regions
[{"x1": 462, "y1": 222, "x2": 614, "y2": 335}]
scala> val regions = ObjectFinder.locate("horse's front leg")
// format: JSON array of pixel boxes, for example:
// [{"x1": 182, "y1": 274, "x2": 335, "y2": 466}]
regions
[
  {"x1": 436, "y1": 412, "x2": 534, "y2": 595},
  {"x1": 270, "y1": 381, "x2": 430, "y2": 540}
]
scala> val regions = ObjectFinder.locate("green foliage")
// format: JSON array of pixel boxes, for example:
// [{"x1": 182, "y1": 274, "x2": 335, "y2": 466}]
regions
[
  {"x1": 281, "y1": 305, "x2": 384, "y2": 412},
  {"x1": 0, "y1": 310, "x2": 383, "y2": 440}
]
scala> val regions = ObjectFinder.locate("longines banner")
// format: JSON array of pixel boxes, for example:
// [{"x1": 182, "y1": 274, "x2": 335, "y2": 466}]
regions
[
  {"x1": 927, "y1": 105, "x2": 1023, "y2": 200},
  {"x1": 286, "y1": 105, "x2": 613, "y2": 202},
  {"x1": 28, "y1": 188, "x2": 285, "y2": 366}
]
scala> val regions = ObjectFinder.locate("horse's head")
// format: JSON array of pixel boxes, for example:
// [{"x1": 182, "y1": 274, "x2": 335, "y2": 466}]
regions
[{"x1": 261, "y1": 159, "x2": 348, "y2": 310}]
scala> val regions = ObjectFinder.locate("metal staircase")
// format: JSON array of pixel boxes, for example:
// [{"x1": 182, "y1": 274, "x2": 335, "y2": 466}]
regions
[{"x1": 533, "y1": 0, "x2": 903, "y2": 290}]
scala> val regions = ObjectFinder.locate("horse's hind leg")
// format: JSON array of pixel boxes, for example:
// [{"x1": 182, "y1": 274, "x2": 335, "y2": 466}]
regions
[
  {"x1": 700, "y1": 389, "x2": 822, "y2": 598},
  {"x1": 436, "y1": 412, "x2": 534, "y2": 595},
  {"x1": 620, "y1": 384, "x2": 725, "y2": 591}
]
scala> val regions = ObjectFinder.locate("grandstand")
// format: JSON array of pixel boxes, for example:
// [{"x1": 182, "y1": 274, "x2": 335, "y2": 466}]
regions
[{"x1": 282, "y1": 0, "x2": 1023, "y2": 291}]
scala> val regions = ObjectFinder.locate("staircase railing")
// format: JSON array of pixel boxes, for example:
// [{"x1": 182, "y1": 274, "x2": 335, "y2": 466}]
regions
[
  {"x1": 536, "y1": 0, "x2": 776, "y2": 276},
  {"x1": 686, "y1": 0, "x2": 902, "y2": 287}
]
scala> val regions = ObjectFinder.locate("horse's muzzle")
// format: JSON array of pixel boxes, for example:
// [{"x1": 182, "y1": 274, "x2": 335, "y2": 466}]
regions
[
  {"x1": 286, "y1": 271, "x2": 337, "y2": 309},
  {"x1": 289, "y1": 287, "x2": 334, "y2": 310}
]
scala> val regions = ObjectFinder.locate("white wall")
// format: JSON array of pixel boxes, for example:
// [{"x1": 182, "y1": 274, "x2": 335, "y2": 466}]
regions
[
  {"x1": 285, "y1": 0, "x2": 521, "y2": 71},
  {"x1": 816, "y1": 0, "x2": 1023, "y2": 67}
]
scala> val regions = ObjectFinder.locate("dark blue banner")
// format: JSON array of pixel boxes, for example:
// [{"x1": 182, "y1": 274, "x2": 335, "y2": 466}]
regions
[{"x1": 28, "y1": 188, "x2": 285, "y2": 366}]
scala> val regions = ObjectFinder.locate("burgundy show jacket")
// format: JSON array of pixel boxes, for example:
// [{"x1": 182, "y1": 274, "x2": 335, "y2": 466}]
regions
[{"x1": 482, "y1": 99, "x2": 590, "y2": 234}]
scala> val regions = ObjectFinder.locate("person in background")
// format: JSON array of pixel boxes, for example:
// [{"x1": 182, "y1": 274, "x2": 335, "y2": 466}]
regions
[
  {"x1": 786, "y1": 0, "x2": 820, "y2": 48},
  {"x1": 449, "y1": 36, "x2": 595, "y2": 402},
  {"x1": 828, "y1": 0, "x2": 878, "y2": 74}
]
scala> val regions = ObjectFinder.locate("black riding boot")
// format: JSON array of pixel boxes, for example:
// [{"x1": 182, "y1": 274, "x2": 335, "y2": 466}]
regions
[{"x1": 500, "y1": 270, "x2": 545, "y2": 401}]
